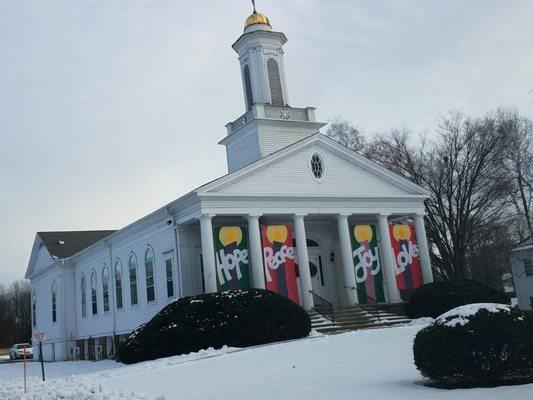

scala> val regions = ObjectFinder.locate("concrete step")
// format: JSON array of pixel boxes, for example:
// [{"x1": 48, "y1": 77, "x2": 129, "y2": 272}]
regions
[{"x1": 308, "y1": 304, "x2": 411, "y2": 334}]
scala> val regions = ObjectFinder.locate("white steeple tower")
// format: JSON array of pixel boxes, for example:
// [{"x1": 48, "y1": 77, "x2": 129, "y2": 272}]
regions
[{"x1": 220, "y1": 3, "x2": 325, "y2": 173}]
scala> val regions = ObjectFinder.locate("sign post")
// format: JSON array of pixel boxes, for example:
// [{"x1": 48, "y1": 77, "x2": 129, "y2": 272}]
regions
[
  {"x1": 23, "y1": 345, "x2": 27, "y2": 394},
  {"x1": 33, "y1": 332, "x2": 47, "y2": 382}
]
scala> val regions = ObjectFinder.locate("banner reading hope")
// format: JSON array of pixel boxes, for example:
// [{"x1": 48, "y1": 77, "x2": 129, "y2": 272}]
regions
[
  {"x1": 213, "y1": 226, "x2": 251, "y2": 291},
  {"x1": 389, "y1": 224, "x2": 422, "y2": 295},
  {"x1": 261, "y1": 224, "x2": 300, "y2": 305}
]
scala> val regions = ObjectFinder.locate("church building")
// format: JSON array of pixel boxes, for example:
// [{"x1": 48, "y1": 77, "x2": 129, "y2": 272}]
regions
[{"x1": 25, "y1": 6, "x2": 433, "y2": 361}]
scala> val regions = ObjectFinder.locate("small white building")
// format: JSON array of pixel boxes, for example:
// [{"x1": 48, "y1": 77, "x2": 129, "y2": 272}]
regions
[
  {"x1": 26, "y1": 8, "x2": 434, "y2": 361},
  {"x1": 510, "y1": 241, "x2": 533, "y2": 310}
]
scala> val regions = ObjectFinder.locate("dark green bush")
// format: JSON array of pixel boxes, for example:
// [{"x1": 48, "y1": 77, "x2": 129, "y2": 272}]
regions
[
  {"x1": 406, "y1": 280, "x2": 510, "y2": 319},
  {"x1": 414, "y1": 304, "x2": 533, "y2": 387},
  {"x1": 118, "y1": 289, "x2": 311, "y2": 364}
]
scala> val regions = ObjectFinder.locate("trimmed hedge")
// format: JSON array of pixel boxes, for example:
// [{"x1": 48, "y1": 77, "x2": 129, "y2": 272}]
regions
[
  {"x1": 414, "y1": 304, "x2": 533, "y2": 387},
  {"x1": 117, "y1": 289, "x2": 311, "y2": 364},
  {"x1": 406, "y1": 280, "x2": 510, "y2": 319}
]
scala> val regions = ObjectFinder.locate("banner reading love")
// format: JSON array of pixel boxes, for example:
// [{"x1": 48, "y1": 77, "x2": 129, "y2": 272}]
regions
[{"x1": 389, "y1": 224, "x2": 422, "y2": 296}]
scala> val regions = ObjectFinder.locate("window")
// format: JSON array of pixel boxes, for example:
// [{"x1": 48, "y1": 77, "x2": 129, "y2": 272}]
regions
[
  {"x1": 145, "y1": 246, "x2": 155, "y2": 302},
  {"x1": 310, "y1": 153, "x2": 325, "y2": 180},
  {"x1": 91, "y1": 271, "x2": 98, "y2": 315},
  {"x1": 524, "y1": 259, "x2": 533, "y2": 276},
  {"x1": 51, "y1": 281, "x2": 57, "y2": 323},
  {"x1": 267, "y1": 58, "x2": 283, "y2": 106},
  {"x1": 115, "y1": 260, "x2": 123, "y2": 309},
  {"x1": 81, "y1": 275, "x2": 87, "y2": 318},
  {"x1": 243, "y1": 64, "x2": 254, "y2": 109},
  {"x1": 32, "y1": 293, "x2": 37, "y2": 327},
  {"x1": 102, "y1": 266, "x2": 110, "y2": 313},
  {"x1": 165, "y1": 256, "x2": 174, "y2": 298},
  {"x1": 129, "y1": 254, "x2": 138, "y2": 306}
]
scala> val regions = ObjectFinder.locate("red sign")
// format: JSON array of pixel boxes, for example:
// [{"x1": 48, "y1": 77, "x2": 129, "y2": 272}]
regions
[
  {"x1": 261, "y1": 225, "x2": 300, "y2": 305},
  {"x1": 389, "y1": 224, "x2": 423, "y2": 292}
]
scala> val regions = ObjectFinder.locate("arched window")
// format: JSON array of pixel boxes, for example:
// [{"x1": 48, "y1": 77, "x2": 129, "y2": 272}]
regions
[
  {"x1": 267, "y1": 58, "x2": 283, "y2": 106},
  {"x1": 91, "y1": 271, "x2": 98, "y2": 315},
  {"x1": 51, "y1": 281, "x2": 57, "y2": 323},
  {"x1": 81, "y1": 275, "x2": 87, "y2": 318},
  {"x1": 243, "y1": 64, "x2": 254, "y2": 109},
  {"x1": 32, "y1": 292, "x2": 37, "y2": 327},
  {"x1": 115, "y1": 260, "x2": 123, "y2": 309},
  {"x1": 145, "y1": 246, "x2": 155, "y2": 302},
  {"x1": 102, "y1": 265, "x2": 110, "y2": 313},
  {"x1": 129, "y1": 254, "x2": 138, "y2": 306}
]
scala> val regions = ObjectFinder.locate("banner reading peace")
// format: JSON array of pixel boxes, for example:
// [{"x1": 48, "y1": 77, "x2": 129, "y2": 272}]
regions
[
  {"x1": 261, "y1": 224, "x2": 300, "y2": 305},
  {"x1": 350, "y1": 224, "x2": 385, "y2": 304},
  {"x1": 389, "y1": 224, "x2": 422, "y2": 295},
  {"x1": 213, "y1": 226, "x2": 251, "y2": 292}
]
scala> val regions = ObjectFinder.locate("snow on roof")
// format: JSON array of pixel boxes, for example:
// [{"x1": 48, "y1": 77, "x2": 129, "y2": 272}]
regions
[{"x1": 436, "y1": 303, "x2": 512, "y2": 327}]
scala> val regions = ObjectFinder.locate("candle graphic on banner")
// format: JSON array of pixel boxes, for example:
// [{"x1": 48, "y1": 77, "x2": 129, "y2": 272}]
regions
[
  {"x1": 390, "y1": 224, "x2": 422, "y2": 293},
  {"x1": 350, "y1": 225, "x2": 385, "y2": 304},
  {"x1": 261, "y1": 224, "x2": 300, "y2": 304},
  {"x1": 214, "y1": 226, "x2": 251, "y2": 292}
]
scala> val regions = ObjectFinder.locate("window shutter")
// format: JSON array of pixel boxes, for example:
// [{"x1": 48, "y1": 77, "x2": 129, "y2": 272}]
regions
[
  {"x1": 267, "y1": 59, "x2": 283, "y2": 106},
  {"x1": 244, "y1": 65, "x2": 254, "y2": 109}
]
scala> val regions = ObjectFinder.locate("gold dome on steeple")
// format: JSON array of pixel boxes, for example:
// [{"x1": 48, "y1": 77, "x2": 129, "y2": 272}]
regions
[{"x1": 245, "y1": 1, "x2": 271, "y2": 29}]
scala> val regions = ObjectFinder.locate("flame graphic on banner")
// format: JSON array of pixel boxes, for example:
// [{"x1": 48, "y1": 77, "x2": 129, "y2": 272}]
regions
[
  {"x1": 392, "y1": 224, "x2": 411, "y2": 241},
  {"x1": 354, "y1": 225, "x2": 373, "y2": 243},
  {"x1": 219, "y1": 227, "x2": 243, "y2": 247},
  {"x1": 266, "y1": 225, "x2": 288, "y2": 244}
]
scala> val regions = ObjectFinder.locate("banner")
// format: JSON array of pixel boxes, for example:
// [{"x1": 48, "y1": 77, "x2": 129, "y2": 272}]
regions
[
  {"x1": 213, "y1": 226, "x2": 251, "y2": 291},
  {"x1": 350, "y1": 225, "x2": 385, "y2": 304},
  {"x1": 389, "y1": 224, "x2": 422, "y2": 294},
  {"x1": 261, "y1": 225, "x2": 300, "y2": 304}
]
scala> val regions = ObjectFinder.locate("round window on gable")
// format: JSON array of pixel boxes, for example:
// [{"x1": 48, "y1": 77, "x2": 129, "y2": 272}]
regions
[{"x1": 310, "y1": 153, "x2": 325, "y2": 180}]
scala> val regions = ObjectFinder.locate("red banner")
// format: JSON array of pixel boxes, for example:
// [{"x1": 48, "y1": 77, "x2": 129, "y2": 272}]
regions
[
  {"x1": 261, "y1": 225, "x2": 300, "y2": 305},
  {"x1": 389, "y1": 224, "x2": 423, "y2": 292}
]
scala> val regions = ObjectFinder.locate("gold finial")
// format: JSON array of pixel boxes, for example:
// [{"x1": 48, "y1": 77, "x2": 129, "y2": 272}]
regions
[{"x1": 245, "y1": 0, "x2": 271, "y2": 29}]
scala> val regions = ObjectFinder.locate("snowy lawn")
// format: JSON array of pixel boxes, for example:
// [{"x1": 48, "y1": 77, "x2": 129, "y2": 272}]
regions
[{"x1": 0, "y1": 323, "x2": 532, "y2": 399}]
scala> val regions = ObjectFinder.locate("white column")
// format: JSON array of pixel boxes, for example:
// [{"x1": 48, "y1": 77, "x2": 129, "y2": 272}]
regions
[
  {"x1": 247, "y1": 214, "x2": 265, "y2": 289},
  {"x1": 293, "y1": 214, "x2": 314, "y2": 310},
  {"x1": 199, "y1": 214, "x2": 217, "y2": 293},
  {"x1": 413, "y1": 214, "x2": 434, "y2": 284},
  {"x1": 336, "y1": 214, "x2": 358, "y2": 306},
  {"x1": 377, "y1": 214, "x2": 402, "y2": 303}
]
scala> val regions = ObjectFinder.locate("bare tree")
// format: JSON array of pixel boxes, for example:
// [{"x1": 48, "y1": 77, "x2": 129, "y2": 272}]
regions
[
  {"x1": 0, "y1": 280, "x2": 31, "y2": 347},
  {"x1": 498, "y1": 108, "x2": 533, "y2": 242},
  {"x1": 367, "y1": 112, "x2": 512, "y2": 280},
  {"x1": 325, "y1": 116, "x2": 366, "y2": 152}
]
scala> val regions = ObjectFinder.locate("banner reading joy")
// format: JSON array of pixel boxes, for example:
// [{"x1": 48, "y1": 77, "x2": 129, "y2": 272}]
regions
[
  {"x1": 350, "y1": 225, "x2": 385, "y2": 304},
  {"x1": 389, "y1": 224, "x2": 422, "y2": 293},
  {"x1": 213, "y1": 226, "x2": 251, "y2": 292},
  {"x1": 261, "y1": 224, "x2": 300, "y2": 305}
]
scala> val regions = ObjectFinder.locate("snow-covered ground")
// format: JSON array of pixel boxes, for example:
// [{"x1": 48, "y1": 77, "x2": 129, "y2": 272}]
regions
[{"x1": 0, "y1": 323, "x2": 531, "y2": 399}]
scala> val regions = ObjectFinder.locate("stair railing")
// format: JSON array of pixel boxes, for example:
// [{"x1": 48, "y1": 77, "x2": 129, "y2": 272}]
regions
[
  {"x1": 356, "y1": 292, "x2": 381, "y2": 323},
  {"x1": 310, "y1": 290, "x2": 335, "y2": 324}
]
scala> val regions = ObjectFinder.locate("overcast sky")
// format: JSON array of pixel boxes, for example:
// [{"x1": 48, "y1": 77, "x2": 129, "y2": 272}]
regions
[{"x1": 1, "y1": 0, "x2": 532, "y2": 287}]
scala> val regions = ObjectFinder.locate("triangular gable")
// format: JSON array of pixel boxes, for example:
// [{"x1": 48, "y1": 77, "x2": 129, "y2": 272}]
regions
[
  {"x1": 25, "y1": 234, "x2": 54, "y2": 278},
  {"x1": 199, "y1": 134, "x2": 429, "y2": 198}
]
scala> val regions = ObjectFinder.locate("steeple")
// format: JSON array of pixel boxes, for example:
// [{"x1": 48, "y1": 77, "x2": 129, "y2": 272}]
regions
[
  {"x1": 220, "y1": 5, "x2": 325, "y2": 173},
  {"x1": 234, "y1": 2, "x2": 288, "y2": 109}
]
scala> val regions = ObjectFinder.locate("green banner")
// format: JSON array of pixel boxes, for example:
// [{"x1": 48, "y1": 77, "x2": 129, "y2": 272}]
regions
[
  {"x1": 350, "y1": 225, "x2": 385, "y2": 304},
  {"x1": 213, "y1": 226, "x2": 251, "y2": 292}
]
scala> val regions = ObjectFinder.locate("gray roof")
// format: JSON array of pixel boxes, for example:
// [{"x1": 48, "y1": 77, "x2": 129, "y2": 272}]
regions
[{"x1": 38, "y1": 230, "x2": 116, "y2": 259}]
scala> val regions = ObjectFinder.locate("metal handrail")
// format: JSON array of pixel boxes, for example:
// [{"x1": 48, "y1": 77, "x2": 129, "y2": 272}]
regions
[
  {"x1": 356, "y1": 293, "x2": 381, "y2": 323},
  {"x1": 310, "y1": 290, "x2": 335, "y2": 324}
]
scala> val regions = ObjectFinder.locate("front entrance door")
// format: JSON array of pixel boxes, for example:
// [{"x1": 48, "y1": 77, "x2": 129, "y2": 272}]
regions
[{"x1": 308, "y1": 241, "x2": 330, "y2": 302}]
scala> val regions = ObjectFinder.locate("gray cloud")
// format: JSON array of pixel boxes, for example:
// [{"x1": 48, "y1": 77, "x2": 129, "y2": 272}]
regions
[{"x1": 1, "y1": 0, "x2": 532, "y2": 285}]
